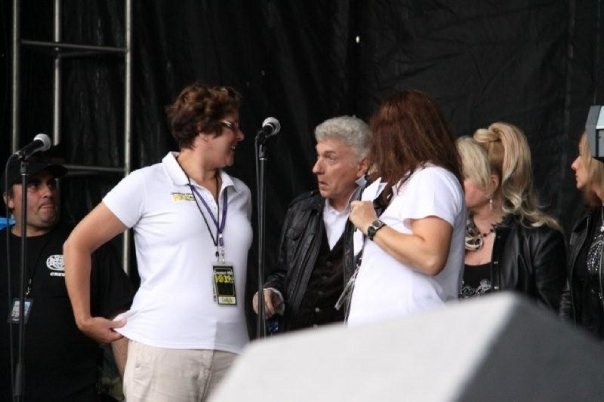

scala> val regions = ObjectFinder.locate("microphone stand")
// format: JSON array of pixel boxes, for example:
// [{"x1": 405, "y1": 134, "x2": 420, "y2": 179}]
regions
[
  {"x1": 13, "y1": 157, "x2": 30, "y2": 402},
  {"x1": 254, "y1": 131, "x2": 271, "y2": 339}
]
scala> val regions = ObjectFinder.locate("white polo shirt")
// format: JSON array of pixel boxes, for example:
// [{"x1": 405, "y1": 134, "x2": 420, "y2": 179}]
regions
[
  {"x1": 347, "y1": 166, "x2": 466, "y2": 327},
  {"x1": 104, "y1": 152, "x2": 253, "y2": 353}
]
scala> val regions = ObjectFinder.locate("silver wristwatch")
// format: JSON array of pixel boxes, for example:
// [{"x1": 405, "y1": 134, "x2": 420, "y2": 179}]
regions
[{"x1": 367, "y1": 219, "x2": 386, "y2": 241}]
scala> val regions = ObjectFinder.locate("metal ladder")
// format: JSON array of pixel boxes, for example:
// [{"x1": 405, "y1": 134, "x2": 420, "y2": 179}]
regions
[{"x1": 10, "y1": 0, "x2": 133, "y2": 273}]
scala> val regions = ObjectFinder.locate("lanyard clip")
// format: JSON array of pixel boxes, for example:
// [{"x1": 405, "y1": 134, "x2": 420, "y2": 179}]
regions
[{"x1": 217, "y1": 234, "x2": 226, "y2": 263}]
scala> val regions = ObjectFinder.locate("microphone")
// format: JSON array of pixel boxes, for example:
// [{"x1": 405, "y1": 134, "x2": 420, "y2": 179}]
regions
[
  {"x1": 14, "y1": 133, "x2": 52, "y2": 159},
  {"x1": 258, "y1": 117, "x2": 281, "y2": 139}
]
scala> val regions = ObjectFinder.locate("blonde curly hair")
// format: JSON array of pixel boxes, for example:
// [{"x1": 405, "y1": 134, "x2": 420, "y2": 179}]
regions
[{"x1": 471, "y1": 122, "x2": 560, "y2": 230}]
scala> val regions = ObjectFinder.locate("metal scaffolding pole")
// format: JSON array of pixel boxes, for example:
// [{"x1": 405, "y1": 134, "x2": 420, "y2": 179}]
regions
[
  {"x1": 11, "y1": 0, "x2": 20, "y2": 154},
  {"x1": 123, "y1": 0, "x2": 132, "y2": 274}
]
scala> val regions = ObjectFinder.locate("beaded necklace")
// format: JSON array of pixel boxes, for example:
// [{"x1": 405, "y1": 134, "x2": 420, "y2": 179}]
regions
[{"x1": 465, "y1": 220, "x2": 498, "y2": 251}]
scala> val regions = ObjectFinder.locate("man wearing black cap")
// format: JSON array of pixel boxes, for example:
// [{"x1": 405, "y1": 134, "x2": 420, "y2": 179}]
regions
[{"x1": 0, "y1": 155, "x2": 134, "y2": 401}]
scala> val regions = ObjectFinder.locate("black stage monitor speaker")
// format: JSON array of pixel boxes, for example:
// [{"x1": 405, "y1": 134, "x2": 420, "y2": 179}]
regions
[
  {"x1": 210, "y1": 293, "x2": 604, "y2": 402},
  {"x1": 586, "y1": 105, "x2": 604, "y2": 161}
]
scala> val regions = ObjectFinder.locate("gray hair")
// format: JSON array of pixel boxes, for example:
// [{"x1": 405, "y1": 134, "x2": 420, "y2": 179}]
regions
[{"x1": 314, "y1": 116, "x2": 370, "y2": 160}]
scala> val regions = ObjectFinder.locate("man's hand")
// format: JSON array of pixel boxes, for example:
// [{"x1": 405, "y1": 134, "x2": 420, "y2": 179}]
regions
[
  {"x1": 76, "y1": 316, "x2": 126, "y2": 344},
  {"x1": 252, "y1": 289, "x2": 284, "y2": 319}
]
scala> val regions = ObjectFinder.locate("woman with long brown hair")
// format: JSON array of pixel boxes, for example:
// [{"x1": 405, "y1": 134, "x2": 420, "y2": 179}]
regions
[
  {"x1": 347, "y1": 90, "x2": 466, "y2": 326},
  {"x1": 561, "y1": 132, "x2": 604, "y2": 339}
]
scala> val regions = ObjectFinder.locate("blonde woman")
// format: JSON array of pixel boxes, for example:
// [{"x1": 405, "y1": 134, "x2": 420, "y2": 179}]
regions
[
  {"x1": 456, "y1": 123, "x2": 566, "y2": 311},
  {"x1": 561, "y1": 132, "x2": 604, "y2": 339}
]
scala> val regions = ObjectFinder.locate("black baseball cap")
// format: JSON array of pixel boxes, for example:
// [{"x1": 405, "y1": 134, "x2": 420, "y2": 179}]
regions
[{"x1": 1, "y1": 155, "x2": 68, "y2": 193}]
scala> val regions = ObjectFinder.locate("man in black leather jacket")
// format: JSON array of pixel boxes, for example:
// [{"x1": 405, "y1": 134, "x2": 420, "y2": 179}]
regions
[{"x1": 253, "y1": 116, "x2": 370, "y2": 332}]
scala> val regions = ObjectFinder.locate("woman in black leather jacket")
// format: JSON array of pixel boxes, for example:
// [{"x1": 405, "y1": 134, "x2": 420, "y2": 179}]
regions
[
  {"x1": 560, "y1": 133, "x2": 604, "y2": 339},
  {"x1": 456, "y1": 123, "x2": 566, "y2": 311}
]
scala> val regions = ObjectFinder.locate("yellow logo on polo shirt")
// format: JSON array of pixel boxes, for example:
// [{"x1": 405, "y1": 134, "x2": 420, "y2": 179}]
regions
[{"x1": 171, "y1": 192, "x2": 194, "y2": 202}]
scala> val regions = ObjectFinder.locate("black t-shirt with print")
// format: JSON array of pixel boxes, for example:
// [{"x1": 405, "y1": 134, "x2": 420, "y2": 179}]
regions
[
  {"x1": 460, "y1": 263, "x2": 492, "y2": 299},
  {"x1": 0, "y1": 224, "x2": 134, "y2": 401}
]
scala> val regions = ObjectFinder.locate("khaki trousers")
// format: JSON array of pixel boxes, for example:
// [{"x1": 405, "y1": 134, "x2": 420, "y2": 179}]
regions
[{"x1": 123, "y1": 340, "x2": 236, "y2": 402}]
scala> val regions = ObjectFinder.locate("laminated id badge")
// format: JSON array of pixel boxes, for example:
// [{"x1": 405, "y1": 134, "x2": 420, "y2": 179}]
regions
[
  {"x1": 8, "y1": 298, "x2": 33, "y2": 324},
  {"x1": 213, "y1": 264, "x2": 237, "y2": 305}
]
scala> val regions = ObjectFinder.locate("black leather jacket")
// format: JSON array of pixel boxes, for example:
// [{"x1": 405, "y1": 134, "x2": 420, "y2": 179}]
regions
[
  {"x1": 560, "y1": 209, "x2": 604, "y2": 322},
  {"x1": 264, "y1": 190, "x2": 355, "y2": 331},
  {"x1": 490, "y1": 214, "x2": 566, "y2": 311}
]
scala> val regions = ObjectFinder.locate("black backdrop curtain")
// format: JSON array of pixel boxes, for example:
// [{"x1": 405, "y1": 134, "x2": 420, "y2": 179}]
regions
[{"x1": 1, "y1": 0, "x2": 603, "y2": 327}]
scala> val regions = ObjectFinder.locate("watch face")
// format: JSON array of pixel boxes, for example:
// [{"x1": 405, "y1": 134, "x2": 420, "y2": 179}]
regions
[{"x1": 368, "y1": 220, "x2": 384, "y2": 239}]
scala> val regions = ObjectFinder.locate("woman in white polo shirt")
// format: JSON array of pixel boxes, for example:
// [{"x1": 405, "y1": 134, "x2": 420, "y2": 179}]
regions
[
  {"x1": 63, "y1": 82, "x2": 253, "y2": 401},
  {"x1": 347, "y1": 89, "x2": 466, "y2": 326}
]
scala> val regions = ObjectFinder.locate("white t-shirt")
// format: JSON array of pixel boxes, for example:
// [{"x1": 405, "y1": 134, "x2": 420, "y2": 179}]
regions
[
  {"x1": 104, "y1": 152, "x2": 253, "y2": 353},
  {"x1": 347, "y1": 166, "x2": 466, "y2": 327}
]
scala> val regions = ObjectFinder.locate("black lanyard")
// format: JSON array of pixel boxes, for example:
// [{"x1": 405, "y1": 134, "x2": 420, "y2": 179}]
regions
[{"x1": 10, "y1": 230, "x2": 53, "y2": 297}]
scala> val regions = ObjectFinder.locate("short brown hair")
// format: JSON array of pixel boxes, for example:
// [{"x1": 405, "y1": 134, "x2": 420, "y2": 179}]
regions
[{"x1": 166, "y1": 82, "x2": 241, "y2": 149}]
